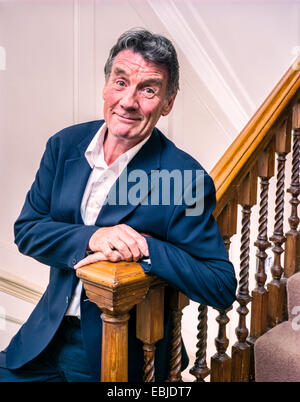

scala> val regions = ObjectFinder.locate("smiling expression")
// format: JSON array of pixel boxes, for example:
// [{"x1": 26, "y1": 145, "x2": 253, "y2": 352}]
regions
[{"x1": 102, "y1": 49, "x2": 176, "y2": 148}]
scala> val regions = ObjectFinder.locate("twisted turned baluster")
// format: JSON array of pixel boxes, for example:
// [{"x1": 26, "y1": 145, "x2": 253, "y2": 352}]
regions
[
  {"x1": 167, "y1": 289, "x2": 189, "y2": 382},
  {"x1": 228, "y1": 169, "x2": 257, "y2": 382},
  {"x1": 255, "y1": 176, "x2": 271, "y2": 293},
  {"x1": 288, "y1": 128, "x2": 300, "y2": 233},
  {"x1": 247, "y1": 140, "x2": 275, "y2": 381},
  {"x1": 189, "y1": 304, "x2": 210, "y2": 382},
  {"x1": 248, "y1": 177, "x2": 270, "y2": 350},
  {"x1": 284, "y1": 126, "x2": 300, "y2": 278},
  {"x1": 248, "y1": 146, "x2": 274, "y2": 381},
  {"x1": 231, "y1": 204, "x2": 252, "y2": 381},
  {"x1": 268, "y1": 149, "x2": 288, "y2": 327},
  {"x1": 168, "y1": 310, "x2": 184, "y2": 381},
  {"x1": 247, "y1": 177, "x2": 270, "y2": 381},
  {"x1": 142, "y1": 344, "x2": 156, "y2": 382}
]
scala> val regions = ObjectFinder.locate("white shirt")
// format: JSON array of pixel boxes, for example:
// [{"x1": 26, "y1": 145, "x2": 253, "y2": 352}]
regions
[{"x1": 65, "y1": 123, "x2": 150, "y2": 317}]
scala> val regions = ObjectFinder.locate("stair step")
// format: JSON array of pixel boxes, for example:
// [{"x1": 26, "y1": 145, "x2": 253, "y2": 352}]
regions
[
  {"x1": 255, "y1": 321, "x2": 300, "y2": 382},
  {"x1": 254, "y1": 272, "x2": 300, "y2": 382}
]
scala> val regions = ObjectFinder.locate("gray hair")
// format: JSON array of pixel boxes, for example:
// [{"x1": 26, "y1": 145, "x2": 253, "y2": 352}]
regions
[{"x1": 104, "y1": 28, "x2": 179, "y2": 98}]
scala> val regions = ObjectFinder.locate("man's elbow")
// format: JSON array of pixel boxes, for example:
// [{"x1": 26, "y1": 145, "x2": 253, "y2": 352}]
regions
[{"x1": 217, "y1": 272, "x2": 237, "y2": 310}]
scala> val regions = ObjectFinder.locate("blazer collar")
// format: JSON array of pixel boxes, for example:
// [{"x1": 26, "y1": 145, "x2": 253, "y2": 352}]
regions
[{"x1": 76, "y1": 120, "x2": 105, "y2": 157}]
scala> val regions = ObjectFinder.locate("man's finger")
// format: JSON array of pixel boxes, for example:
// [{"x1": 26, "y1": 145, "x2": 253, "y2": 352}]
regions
[
  {"x1": 119, "y1": 224, "x2": 149, "y2": 257},
  {"x1": 113, "y1": 233, "x2": 142, "y2": 261},
  {"x1": 74, "y1": 252, "x2": 108, "y2": 269},
  {"x1": 101, "y1": 242, "x2": 124, "y2": 262},
  {"x1": 108, "y1": 237, "x2": 133, "y2": 261}
]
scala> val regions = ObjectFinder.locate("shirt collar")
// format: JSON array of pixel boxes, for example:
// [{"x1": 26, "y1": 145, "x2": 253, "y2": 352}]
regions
[{"x1": 84, "y1": 122, "x2": 151, "y2": 169}]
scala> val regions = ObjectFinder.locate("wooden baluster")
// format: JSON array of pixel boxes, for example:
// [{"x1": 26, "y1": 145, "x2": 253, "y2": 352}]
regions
[
  {"x1": 167, "y1": 288, "x2": 189, "y2": 382},
  {"x1": 210, "y1": 308, "x2": 232, "y2": 382},
  {"x1": 76, "y1": 261, "x2": 155, "y2": 382},
  {"x1": 189, "y1": 304, "x2": 210, "y2": 382},
  {"x1": 268, "y1": 119, "x2": 291, "y2": 328},
  {"x1": 136, "y1": 284, "x2": 165, "y2": 382},
  {"x1": 250, "y1": 147, "x2": 274, "y2": 337},
  {"x1": 231, "y1": 168, "x2": 257, "y2": 382},
  {"x1": 248, "y1": 143, "x2": 275, "y2": 380},
  {"x1": 210, "y1": 196, "x2": 238, "y2": 382},
  {"x1": 284, "y1": 101, "x2": 300, "y2": 281}
]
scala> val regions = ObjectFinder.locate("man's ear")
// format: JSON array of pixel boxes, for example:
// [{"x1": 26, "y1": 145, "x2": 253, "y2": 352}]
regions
[{"x1": 161, "y1": 94, "x2": 177, "y2": 116}]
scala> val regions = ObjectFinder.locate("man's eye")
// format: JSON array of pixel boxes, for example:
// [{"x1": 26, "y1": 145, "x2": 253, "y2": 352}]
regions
[
  {"x1": 116, "y1": 80, "x2": 126, "y2": 87},
  {"x1": 142, "y1": 87, "x2": 155, "y2": 98}
]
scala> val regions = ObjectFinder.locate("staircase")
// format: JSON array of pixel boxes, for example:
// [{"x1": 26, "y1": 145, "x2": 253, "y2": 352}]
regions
[
  {"x1": 255, "y1": 271, "x2": 300, "y2": 381},
  {"x1": 76, "y1": 57, "x2": 300, "y2": 382}
]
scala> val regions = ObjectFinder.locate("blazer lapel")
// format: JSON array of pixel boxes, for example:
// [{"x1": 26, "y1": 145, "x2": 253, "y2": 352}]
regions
[
  {"x1": 59, "y1": 120, "x2": 103, "y2": 224},
  {"x1": 61, "y1": 157, "x2": 91, "y2": 223},
  {"x1": 96, "y1": 129, "x2": 162, "y2": 227}
]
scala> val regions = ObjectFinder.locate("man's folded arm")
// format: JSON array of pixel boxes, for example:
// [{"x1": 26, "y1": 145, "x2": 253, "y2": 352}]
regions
[
  {"x1": 140, "y1": 238, "x2": 236, "y2": 310},
  {"x1": 140, "y1": 173, "x2": 237, "y2": 310},
  {"x1": 14, "y1": 137, "x2": 99, "y2": 271}
]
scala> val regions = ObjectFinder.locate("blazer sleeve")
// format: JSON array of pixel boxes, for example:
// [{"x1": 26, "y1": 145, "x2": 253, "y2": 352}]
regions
[
  {"x1": 140, "y1": 173, "x2": 237, "y2": 310},
  {"x1": 14, "y1": 137, "x2": 100, "y2": 271}
]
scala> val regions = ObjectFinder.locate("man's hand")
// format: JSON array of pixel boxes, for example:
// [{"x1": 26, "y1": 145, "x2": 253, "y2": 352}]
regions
[{"x1": 74, "y1": 224, "x2": 149, "y2": 269}]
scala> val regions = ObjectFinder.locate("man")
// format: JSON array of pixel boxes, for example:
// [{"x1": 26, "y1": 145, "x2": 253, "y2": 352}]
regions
[{"x1": 0, "y1": 29, "x2": 237, "y2": 382}]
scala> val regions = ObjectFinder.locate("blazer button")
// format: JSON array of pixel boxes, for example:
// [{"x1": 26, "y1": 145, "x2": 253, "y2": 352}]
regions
[
  {"x1": 72, "y1": 258, "x2": 77, "y2": 265},
  {"x1": 66, "y1": 296, "x2": 69, "y2": 304}
]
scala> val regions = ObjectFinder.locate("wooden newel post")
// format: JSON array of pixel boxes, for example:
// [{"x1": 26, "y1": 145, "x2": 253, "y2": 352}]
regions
[
  {"x1": 100, "y1": 312, "x2": 130, "y2": 381},
  {"x1": 76, "y1": 261, "x2": 154, "y2": 382}
]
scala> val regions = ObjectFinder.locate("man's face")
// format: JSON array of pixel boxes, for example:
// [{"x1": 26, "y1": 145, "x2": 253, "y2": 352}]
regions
[{"x1": 102, "y1": 49, "x2": 176, "y2": 146}]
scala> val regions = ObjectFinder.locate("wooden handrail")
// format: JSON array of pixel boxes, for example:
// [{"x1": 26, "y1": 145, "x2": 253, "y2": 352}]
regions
[{"x1": 211, "y1": 57, "x2": 300, "y2": 218}]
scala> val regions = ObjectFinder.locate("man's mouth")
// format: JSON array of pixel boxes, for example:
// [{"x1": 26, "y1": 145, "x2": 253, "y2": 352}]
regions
[{"x1": 114, "y1": 112, "x2": 141, "y2": 122}]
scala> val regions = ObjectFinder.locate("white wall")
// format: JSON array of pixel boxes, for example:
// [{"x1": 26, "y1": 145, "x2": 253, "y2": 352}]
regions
[{"x1": 0, "y1": 0, "x2": 299, "y2": 380}]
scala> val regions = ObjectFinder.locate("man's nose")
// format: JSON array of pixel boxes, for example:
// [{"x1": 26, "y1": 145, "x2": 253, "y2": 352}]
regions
[{"x1": 119, "y1": 87, "x2": 138, "y2": 110}]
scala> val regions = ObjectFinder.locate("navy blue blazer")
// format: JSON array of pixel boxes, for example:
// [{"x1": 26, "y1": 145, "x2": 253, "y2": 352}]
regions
[{"x1": 0, "y1": 120, "x2": 237, "y2": 381}]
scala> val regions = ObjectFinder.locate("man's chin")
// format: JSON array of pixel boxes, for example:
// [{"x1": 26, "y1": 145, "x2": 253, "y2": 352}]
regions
[
  {"x1": 110, "y1": 130, "x2": 136, "y2": 140},
  {"x1": 108, "y1": 123, "x2": 142, "y2": 141}
]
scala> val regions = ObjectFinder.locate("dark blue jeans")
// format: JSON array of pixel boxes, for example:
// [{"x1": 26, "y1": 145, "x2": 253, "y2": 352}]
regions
[{"x1": 0, "y1": 316, "x2": 94, "y2": 382}]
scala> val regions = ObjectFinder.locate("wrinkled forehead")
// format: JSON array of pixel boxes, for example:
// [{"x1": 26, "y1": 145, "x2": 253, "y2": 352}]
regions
[{"x1": 111, "y1": 49, "x2": 168, "y2": 81}]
